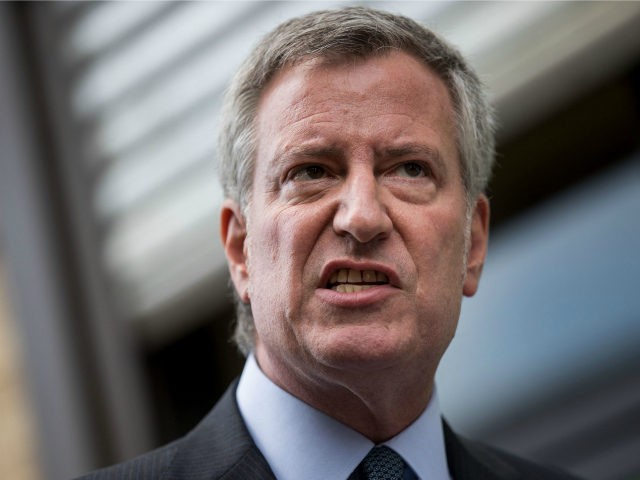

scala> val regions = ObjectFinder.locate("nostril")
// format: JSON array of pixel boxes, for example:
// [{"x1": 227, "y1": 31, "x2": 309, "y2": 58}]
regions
[
  {"x1": 332, "y1": 176, "x2": 393, "y2": 244},
  {"x1": 333, "y1": 208, "x2": 392, "y2": 244}
]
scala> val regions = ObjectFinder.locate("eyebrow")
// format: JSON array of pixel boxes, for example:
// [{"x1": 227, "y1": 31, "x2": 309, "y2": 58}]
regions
[
  {"x1": 275, "y1": 142, "x2": 446, "y2": 171},
  {"x1": 277, "y1": 145, "x2": 345, "y2": 162},
  {"x1": 378, "y1": 143, "x2": 447, "y2": 172}
]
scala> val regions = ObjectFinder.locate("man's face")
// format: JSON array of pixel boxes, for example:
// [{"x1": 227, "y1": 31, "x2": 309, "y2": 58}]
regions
[{"x1": 222, "y1": 51, "x2": 489, "y2": 391}]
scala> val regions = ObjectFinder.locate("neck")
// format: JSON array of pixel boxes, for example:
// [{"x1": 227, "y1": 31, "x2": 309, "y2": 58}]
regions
[{"x1": 255, "y1": 348, "x2": 435, "y2": 442}]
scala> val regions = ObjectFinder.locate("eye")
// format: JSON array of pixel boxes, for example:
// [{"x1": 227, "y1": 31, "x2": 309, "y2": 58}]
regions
[
  {"x1": 394, "y1": 162, "x2": 428, "y2": 178},
  {"x1": 291, "y1": 164, "x2": 328, "y2": 181}
]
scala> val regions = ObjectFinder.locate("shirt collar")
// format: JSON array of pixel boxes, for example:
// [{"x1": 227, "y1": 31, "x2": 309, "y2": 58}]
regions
[{"x1": 237, "y1": 354, "x2": 451, "y2": 480}]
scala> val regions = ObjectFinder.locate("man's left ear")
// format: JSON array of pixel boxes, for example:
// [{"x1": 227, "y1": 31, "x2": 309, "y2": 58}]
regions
[{"x1": 463, "y1": 194, "x2": 490, "y2": 297}]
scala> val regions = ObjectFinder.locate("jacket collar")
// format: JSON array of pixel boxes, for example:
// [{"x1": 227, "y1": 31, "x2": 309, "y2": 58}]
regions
[{"x1": 165, "y1": 379, "x2": 276, "y2": 480}]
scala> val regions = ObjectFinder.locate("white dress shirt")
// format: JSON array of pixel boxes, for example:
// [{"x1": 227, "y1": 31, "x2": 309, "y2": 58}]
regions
[{"x1": 237, "y1": 354, "x2": 451, "y2": 480}]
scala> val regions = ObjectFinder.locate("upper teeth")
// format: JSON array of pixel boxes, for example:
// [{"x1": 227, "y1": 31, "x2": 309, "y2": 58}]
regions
[{"x1": 328, "y1": 268, "x2": 388, "y2": 291}]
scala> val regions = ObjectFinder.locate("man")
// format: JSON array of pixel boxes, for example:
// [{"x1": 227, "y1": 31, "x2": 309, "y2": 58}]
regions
[{"x1": 79, "y1": 7, "x2": 580, "y2": 480}]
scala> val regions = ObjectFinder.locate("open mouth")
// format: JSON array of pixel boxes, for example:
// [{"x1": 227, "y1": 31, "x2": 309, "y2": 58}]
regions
[{"x1": 326, "y1": 268, "x2": 390, "y2": 293}]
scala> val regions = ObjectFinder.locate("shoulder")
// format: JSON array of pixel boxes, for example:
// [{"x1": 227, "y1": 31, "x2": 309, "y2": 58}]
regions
[
  {"x1": 443, "y1": 421, "x2": 582, "y2": 480},
  {"x1": 73, "y1": 379, "x2": 273, "y2": 480},
  {"x1": 459, "y1": 436, "x2": 581, "y2": 479},
  {"x1": 74, "y1": 441, "x2": 180, "y2": 480}
]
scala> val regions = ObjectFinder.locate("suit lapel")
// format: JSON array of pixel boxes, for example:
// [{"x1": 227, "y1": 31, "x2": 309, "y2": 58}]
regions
[
  {"x1": 443, "y1": 420, "x2": 520, "y2": 480},
  {"x1": 163, "y1": 383, "x2": 526, "y2": 480},
  {"x1": 164, "y1": 380, "x2": 276, "y2": 480}
]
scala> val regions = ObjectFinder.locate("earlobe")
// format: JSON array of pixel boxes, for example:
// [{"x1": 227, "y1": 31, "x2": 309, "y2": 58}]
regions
[
  {"x1": 463, "y1": 195, "x2": 490, "y2": 297},
  {"x1": 220, "y1": 199, "x2": 250, "y2": 302}
]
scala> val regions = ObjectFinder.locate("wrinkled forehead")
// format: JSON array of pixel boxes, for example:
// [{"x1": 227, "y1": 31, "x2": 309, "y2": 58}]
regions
[
  {"x1": 264, "y1": 47, "x2": 451, "y2": 95},
  {"x1": 258, "y1": 50, "x2": 454, "y2": 118},
  {"x1": 250, "y1": 51, "x2": 461, "y2": 198},
  {"x1": 255, "y1": 51, "x2": 458, "y2": 151}
]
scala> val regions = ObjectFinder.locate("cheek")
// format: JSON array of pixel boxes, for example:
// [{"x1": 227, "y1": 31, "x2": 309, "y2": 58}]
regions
[
  {"x1": 245, "y1": 206, "x2": 319, "y2": 297},
  {"x1": 411, "y1": 210, "x2": 468, "y2": 298},
  {"x1": 411, "y1": 221, "x2": 466, "y2": 353}
]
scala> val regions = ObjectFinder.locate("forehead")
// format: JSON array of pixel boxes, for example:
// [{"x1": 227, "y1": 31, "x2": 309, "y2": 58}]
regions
[
  {"x1": 253, "y1": 51, "x2": 458, "y2": 169},
  {"x1": 261, "y1": 51, "x2": 453, "y2": 112}
]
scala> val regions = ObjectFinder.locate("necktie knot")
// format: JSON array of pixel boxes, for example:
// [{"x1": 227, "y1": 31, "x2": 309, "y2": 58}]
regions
[{"x1": 362, "y1": 446, "x2": 405, "y2": 480}]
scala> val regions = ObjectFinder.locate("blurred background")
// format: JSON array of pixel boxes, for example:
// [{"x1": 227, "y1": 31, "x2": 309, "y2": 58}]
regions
[{"x1": 0, "y1": 1, "x2": 639, "y2": 479}]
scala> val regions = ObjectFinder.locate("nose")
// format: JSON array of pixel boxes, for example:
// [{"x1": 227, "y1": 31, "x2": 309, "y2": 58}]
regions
[{"x1": 333, "y1": 169, "x2": 393, "y2": 244}]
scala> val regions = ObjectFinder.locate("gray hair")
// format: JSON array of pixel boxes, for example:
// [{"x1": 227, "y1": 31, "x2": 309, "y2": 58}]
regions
[{"x1": 217, "y1": 6, "x2": 496, "y2": 355}]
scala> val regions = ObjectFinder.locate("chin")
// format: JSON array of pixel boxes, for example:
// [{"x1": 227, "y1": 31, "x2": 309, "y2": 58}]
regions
[{"x1": 309, "y1": 326, "x2": 417, "y2": 373}]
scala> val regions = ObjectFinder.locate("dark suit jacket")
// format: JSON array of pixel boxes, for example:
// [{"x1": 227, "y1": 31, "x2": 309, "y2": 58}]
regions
[{"x1": 76, "y1": 380, "x2": 580, "y2": 479}]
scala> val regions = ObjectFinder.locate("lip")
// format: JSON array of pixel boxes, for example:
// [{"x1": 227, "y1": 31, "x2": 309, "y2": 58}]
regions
[
  {"x1": 316, "y1": 260, "x2": 402, "y2": 308},
  {"x1": 315, "y1": 282, "x2": 398, "y2": 308},
  {"x1": 318, "y1": 259, "x2": 401, "y2": 289}
]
